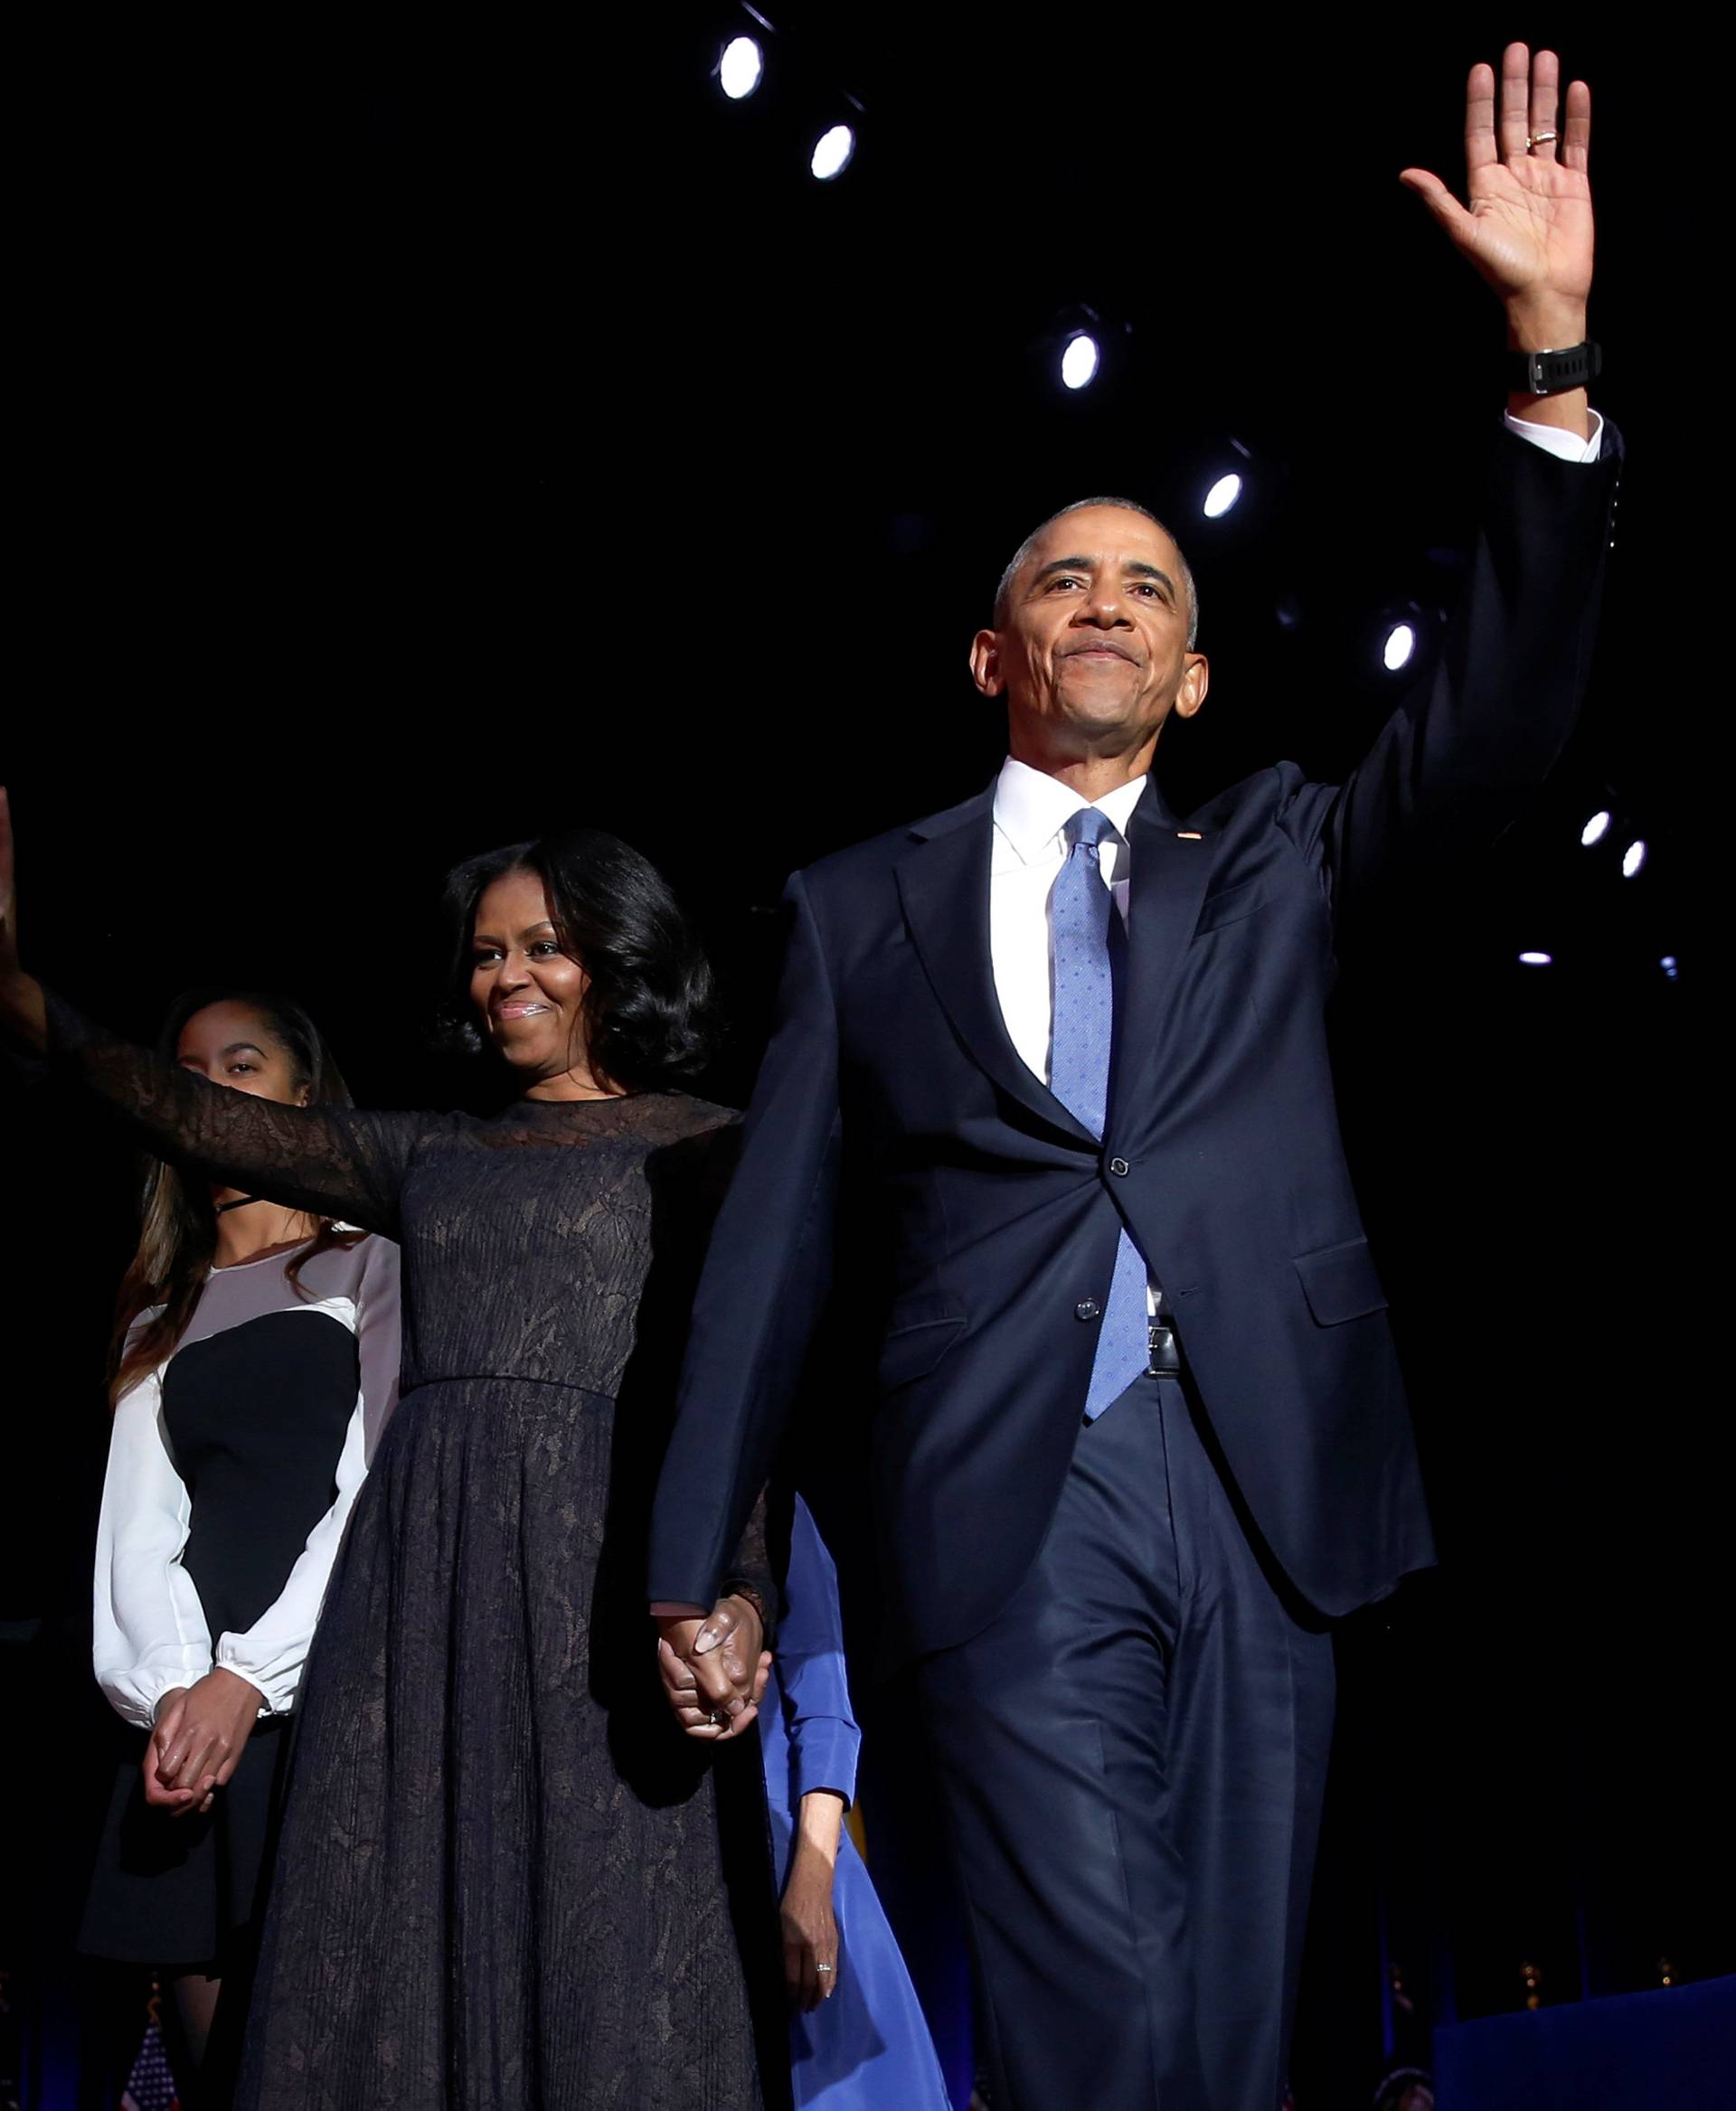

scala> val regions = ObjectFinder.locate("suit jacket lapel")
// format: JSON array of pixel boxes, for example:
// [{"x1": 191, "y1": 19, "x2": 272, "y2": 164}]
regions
[
  {"x1": 1111, "y1": 781, "x2": 1221, "y2": 1129},
  {"x1": 894, "y1": 794, "x2": 1096, "y2": 1145}
]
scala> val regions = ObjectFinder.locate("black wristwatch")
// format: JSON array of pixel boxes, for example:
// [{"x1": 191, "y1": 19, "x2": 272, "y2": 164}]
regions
[{"x1": 1509, "y1": 340, "x2": 1601, "y2": 396}]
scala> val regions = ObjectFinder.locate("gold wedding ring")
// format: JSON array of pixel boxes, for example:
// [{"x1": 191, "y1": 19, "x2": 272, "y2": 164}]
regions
[{"x1": 1527, "y1": 130, "x2": 1559, "y2": 150}]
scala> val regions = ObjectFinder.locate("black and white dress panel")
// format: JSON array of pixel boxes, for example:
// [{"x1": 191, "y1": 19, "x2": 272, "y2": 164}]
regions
[{"x1": 80, "y1": 1233, "x2": 400, "y2": 1966}]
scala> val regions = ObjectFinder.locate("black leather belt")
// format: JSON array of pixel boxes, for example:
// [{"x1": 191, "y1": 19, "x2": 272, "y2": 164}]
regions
[{"x1": 1147, "y1": 1322, "x2": 1184, "y2": 1377}]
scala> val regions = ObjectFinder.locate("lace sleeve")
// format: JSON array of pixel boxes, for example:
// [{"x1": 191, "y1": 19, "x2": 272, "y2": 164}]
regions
[
  {"x1": 44, "y1": 990, "x2": 439, "y2": 1237},
  {"x1": 720, "y1": 1479, "x2": 788, "y2": 1651}
]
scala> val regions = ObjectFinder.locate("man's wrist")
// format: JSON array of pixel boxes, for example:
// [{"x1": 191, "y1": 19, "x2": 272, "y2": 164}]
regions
[{"x1": 1505, "y1": 297, "x2": 1589, "y2": 354}]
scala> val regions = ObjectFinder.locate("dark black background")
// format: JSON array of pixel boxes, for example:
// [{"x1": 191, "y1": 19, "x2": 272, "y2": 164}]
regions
[{"x1": 3, "y1": 8, "x2": 1722, "y2": 2098}]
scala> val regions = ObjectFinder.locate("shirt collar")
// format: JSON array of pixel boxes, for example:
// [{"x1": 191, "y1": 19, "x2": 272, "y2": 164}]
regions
[{"x1": 993, "y1": 756, "x2": 1148, "y2": 865}]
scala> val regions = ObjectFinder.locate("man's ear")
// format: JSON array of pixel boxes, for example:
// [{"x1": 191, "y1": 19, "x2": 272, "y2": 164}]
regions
[
  {"x1": 969, "y1": 628, "x2": 1005, "y2": 698},
  {"x1": 1171, "y1": 652, "x2": 1210, "y2": 721}
]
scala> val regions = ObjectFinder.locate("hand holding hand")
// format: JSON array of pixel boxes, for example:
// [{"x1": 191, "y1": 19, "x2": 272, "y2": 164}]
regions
[
  {"x1": 656, "y1": 1593, "x2": 770, "y2": 1741},
  {"x1": 149, "y1": 1667, "x2": 262, "y2": 1816},
  {"x1": 1401, "y1": 43, "x2": 1592, "y2": 350}
]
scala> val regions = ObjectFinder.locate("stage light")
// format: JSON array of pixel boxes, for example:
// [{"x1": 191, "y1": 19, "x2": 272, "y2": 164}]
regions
[
  {"x1": 1661, "y1": 956, "x2": 1680, "y2": 979},
  {"x1": 1621, "y1": 839, "x2": 1646, "y2": 878},
  {"x1": 1203, "y1": 473, "x2": 1242, "y2": 519},
  {"x1": 719, "y1": 35, "x2": 763, "y2": 99},
  {"x1": 1517, "y1": 951, "x2": 1552, "y2": 966},
  {"x1": 1060, "y1": 333, "x2": 1099, "y2": 391},
  {"x1": 1382, "y1": 622, "x2": 1417, "y2": 672},
  {"x1": 811, "y1": 124, "x2": 854, "y2": 180},
  {"x1": 1580, "y1": 810, "x2": 1612, "y2": 846}
]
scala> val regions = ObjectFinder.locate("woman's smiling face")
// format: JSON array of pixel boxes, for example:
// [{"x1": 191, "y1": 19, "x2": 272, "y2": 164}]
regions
[{"x1": 468, "y1": 866, "x2": 593, "y2": 1089}]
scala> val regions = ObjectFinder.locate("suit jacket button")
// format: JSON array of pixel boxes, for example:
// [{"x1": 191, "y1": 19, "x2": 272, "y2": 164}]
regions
[
  {"x1": 1108, "y1": 1157, "x2": 1130, "y2": 1177},
  {"x1": 1075, "y1": 1299, "x2": 1101, "y2": 1321}
]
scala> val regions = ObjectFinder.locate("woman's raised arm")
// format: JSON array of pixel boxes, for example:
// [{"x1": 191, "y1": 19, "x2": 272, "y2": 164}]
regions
[{"x1": 1, "y1": 788, "x2": 443, "y2": 1233}]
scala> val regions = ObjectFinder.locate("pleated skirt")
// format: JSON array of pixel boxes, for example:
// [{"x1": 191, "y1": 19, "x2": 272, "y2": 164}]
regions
[{"x1": 236, "y1": 1377, "x2": 776, "y2": 2111}]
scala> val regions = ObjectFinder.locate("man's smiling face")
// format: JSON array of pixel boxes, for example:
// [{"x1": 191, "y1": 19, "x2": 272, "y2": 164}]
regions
[{"x1": 971, "y1": 504, "x2": 1208, "y2": 768}]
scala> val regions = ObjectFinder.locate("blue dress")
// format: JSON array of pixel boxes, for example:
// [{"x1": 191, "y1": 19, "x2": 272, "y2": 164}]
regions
[{"x1": 762, "y1": 1497, "x2": 952, "y2": 2111}]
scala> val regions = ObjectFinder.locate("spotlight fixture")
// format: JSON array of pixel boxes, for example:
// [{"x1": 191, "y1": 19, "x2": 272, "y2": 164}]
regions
[
  {"x1": 1660, "y1": 956, "x2": 1680, "y2": 979},
  {"x1": 1203, "y1": 473, "x2": 1242, "y2": 519},
  {"x1": 1517, "y1": 951, "x2": 1552, "y2": 966},
  {"x1": 810, "y1": 123, "x2": 854, "y2": 180},
  {"x1": 1060, "y1": 332, "x2": 1099, "y2": 391},
  {"x1": 718, "y1": 35, "x2": 763, "y2": 99},
  {"x1": 1382, "y1": 622, "x2": 1417, "y2": 672},
  {"x1": 1580, "y1": 810, "x2": 1612, "y2": 846},
  {"x1": 1621, "y1": 839, "x2": 1646, "y2": 878}
]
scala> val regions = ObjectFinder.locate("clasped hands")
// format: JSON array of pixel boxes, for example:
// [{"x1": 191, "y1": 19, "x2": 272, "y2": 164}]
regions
[
  {"x1": 144, "y1": 1665, "x2": 263, "y2": 1816},
  {"x1": 656, "y1": 1593, "x2": 770, "y2": 1743}
]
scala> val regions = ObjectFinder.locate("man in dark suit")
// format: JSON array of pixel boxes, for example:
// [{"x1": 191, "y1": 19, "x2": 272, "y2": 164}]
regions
[{"x1": 651, "y1": 44, "x2": 1616, "y2": 2109}]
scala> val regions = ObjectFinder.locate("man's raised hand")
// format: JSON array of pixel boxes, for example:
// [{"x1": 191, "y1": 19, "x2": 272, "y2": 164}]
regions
[{"x1": 1401, "y1": 43, "x2": 1592, "y2": 353}]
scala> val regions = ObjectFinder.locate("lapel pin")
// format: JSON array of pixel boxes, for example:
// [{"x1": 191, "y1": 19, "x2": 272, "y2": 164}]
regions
[{"x1": 1176, "y1": 831, "x2": 1203, "y2": 841}]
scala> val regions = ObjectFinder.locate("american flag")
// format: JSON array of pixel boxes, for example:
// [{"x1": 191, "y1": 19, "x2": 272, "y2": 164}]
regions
[{"x1": 121, "y1": 2020, "x2": 180, "y2": 2111}]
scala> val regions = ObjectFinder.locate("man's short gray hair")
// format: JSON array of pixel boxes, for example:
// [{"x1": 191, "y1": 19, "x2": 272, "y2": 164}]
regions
[{"x1": 992, "y1": 495, "x2": 1200, "y2": 647}]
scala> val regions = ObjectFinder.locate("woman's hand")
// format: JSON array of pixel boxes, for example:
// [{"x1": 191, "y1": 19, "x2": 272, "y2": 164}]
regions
[
  {"x1": 0, "y1": 787, "x2": 47, "y2": 1049},
  {"x1": 141, "y1": 1688, "x2": 211, "y2": 1814},
  {"x1": 149, "y1": 1667, "x2": 262, "y2": 1816},
  {"x1": 781, "y1": 1791, "x2": 845, "y2": 2011}
]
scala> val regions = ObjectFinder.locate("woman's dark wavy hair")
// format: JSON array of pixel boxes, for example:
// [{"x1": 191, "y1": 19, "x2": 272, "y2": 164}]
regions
[
  {"x1": 435, "y1": 828, "x2": 719, "y2": 1092},
  {"x1": 110, "y1": 989, "x2": 363, "y2": 1405}
]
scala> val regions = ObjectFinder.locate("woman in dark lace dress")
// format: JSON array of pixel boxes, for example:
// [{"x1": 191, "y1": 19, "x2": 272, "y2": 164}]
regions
[{"x1": 0, "y1": 797, "x2": 781, "y2": 2110}]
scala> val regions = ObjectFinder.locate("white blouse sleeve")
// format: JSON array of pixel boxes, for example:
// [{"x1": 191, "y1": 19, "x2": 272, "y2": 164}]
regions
[
  {"x1": 212, "y1": 1236, "x2": 402, "y2": 1715},
  {"x1": 92, "y1": 1349, "x2": 215, "y2": 1729}
]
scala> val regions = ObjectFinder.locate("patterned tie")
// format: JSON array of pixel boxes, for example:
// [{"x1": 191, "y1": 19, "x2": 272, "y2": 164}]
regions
[{"x1": 1050, "y1": 807, "x2": 1153, "y2": 1421}]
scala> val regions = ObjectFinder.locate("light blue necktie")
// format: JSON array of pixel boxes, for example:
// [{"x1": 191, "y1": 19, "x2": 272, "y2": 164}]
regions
[{"x1": 1050, "y1": 807, "x2": 1152, "y2": 1421}]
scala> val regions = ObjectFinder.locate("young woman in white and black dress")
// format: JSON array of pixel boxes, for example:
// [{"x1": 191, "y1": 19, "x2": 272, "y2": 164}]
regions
[
  {"x1": 0, "y1": 795, "x2": 781, "y2": 2111},
  {"x1": 80, "y1": 988, "x2": 401, "y2": 2108}
]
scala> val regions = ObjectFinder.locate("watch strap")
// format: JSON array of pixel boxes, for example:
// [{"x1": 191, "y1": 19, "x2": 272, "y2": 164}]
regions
[{"x1": 1509, "y1": 340, "x2": 1601, "y2": 397}]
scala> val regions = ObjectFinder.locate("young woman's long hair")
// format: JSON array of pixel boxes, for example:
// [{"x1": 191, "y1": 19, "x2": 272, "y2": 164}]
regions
[{"x1": 108, "y1": 989, "x2": 361, "y2": 1405}]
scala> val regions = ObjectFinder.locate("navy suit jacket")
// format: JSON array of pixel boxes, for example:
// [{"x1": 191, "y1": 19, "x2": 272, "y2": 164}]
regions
[{"x1": 650, "y1": 425, "x2": 1621, "y2": 1664}]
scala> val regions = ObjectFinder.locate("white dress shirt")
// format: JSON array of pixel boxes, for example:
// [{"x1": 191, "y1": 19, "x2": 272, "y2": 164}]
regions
[{"x1": 990, "y1": 761, "x2": 1144, "y2": 1083}]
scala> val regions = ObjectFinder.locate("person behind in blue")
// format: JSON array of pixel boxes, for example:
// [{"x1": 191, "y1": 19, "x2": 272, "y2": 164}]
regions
[{"x1": 760, "y1": 1495, "x2": 950, "y2": 2110}]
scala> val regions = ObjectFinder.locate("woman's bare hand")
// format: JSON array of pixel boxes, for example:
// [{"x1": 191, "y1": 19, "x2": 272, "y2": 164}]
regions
[
  {"x1": 142, "y1": 1689, "x2": 211, "y2": 1814},
  {"x1": 780, "y1": 1834, "x2": 842, "y2": 2011},
  {"x1": 151, "y1": 1667, "x2": 262, "y2": 1815}
]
